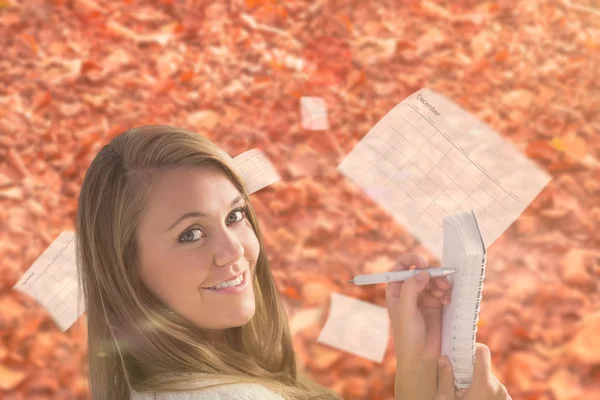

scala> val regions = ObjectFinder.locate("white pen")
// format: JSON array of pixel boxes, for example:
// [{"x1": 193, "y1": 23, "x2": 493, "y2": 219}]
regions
[{"x1": 348, "y1": 268, "x2": 458, "y2": 285}]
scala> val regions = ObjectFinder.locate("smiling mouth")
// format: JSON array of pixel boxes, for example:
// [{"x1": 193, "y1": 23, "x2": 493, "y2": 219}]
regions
[{"x1": 202, "y1": 271, "x2": 247, "y2": 290}]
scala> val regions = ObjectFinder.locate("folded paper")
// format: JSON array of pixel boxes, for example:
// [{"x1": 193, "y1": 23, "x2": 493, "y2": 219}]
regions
[{"x1": 300, "y1": 96, "x2": 330, "y2": 131}]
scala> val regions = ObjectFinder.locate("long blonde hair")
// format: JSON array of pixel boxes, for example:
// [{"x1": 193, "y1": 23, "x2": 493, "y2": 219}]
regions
[{"x1": 75, "y1": 126, "x2": 341, "y2": 399}]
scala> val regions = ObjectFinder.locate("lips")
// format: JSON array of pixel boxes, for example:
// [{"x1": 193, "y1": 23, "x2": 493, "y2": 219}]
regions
[{"x1": 203, "y1": 271, "x2": 246, "y2": 289}]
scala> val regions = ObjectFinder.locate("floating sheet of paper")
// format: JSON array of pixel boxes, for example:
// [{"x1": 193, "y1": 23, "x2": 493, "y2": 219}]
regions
[
  {"x1": 337, "y1": 88, "x2": 552, "y2": 260},
  {"x1": 233, "y1": 148, "x2": 281, "y2": 194},
  {"x1": 13, "y1": 231, "x2": 83, "y2": 332},
  {"x1": 317, "y1": 292, "x2": 389, "y2": 363},
  {"x1": 300, "y1": 96, "x2": 330, "y2": 130},
  {"x1": 13, "y1": 149, "x2": 280, "y2": 332}
]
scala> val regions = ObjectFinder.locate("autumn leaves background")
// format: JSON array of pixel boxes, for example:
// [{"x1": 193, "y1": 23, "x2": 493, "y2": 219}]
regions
[{"x1": 0, "y1": 0, "x2": 599, "y2": 399}]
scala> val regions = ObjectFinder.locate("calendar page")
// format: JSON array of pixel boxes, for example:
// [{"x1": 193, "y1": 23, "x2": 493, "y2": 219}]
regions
[
  {"x1": 13, "y1": 231, "x2": 83, "y2": 332},
  {"x1": 337, "y1": 88, "x2": 551, "y2": 260},
  {"x1": 233, "y1": 148, "x2": 281, "y2": 194}
]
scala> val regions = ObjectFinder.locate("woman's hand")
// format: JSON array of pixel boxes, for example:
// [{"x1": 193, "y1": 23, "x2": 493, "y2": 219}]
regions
[
  {"x1": 436, "y1": 343, "x2": 512, "y2": 400},
  {"x1": 385, "y1": 254, "x2": 453, "y2": 400}
]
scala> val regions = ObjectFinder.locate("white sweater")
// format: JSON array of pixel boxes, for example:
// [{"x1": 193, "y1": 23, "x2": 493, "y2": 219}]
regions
[{"x1": 130, "y1": 383, "x2": 286, "y2": 400}]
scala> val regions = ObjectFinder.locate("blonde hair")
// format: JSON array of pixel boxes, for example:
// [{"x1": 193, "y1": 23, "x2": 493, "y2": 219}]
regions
[{"x1": 75, "y1": 126, "x2": 341, "y2": 399}]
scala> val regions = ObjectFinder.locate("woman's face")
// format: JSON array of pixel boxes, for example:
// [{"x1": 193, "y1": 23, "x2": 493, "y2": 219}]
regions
[{"x1": 136, "y1": 166, "x2": 260, "y2": 332}]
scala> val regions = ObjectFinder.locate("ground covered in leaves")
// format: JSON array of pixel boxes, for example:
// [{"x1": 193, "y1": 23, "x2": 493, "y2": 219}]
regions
[{"x1": 0, "y1": 0, "x2": 599, "y2": 399}]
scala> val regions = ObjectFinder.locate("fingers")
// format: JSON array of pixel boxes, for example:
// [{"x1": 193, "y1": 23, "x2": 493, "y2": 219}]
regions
[
  {"x1": 391, "y1": 254, "x2": 428, "y2": 272},
  {"x1": 387, "y1": 254, "x2": 452, "y2": 306},
  {"x1": 396, "y1": 270, "x2": 430, "y2": 321},
  {"x1": 473, "y1": 343, "x2": 492, "y2": 383},
  {"x1": 471, "y1": 343, "x2": 512, "y2": 400},
  {"x1": 387, "y1": 254, "x2": 427, "y2": 300},
  {"x1": 430, "y1": 287, "x2": 451, "y2": 305},
  {"x1": 433, "y1": 275, "x2": 452, "y2": 290},
  {"x1": 435, "y1": 357, "x2": 455, "y2": 400},
  {"x1": 392, "y1": 254, "x2": 451, "y2": 291},
  {"x1": 499, "y1": 384, "x2": 512, "y2": 400}
]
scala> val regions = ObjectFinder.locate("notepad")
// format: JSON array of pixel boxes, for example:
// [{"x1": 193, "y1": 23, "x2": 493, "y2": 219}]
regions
[
  {"x1": 12, "y1": 148, "x2": 281, "y2": 332},
  {"x1": 440, "y1": 210, "x2": 486, "y2": 390}
]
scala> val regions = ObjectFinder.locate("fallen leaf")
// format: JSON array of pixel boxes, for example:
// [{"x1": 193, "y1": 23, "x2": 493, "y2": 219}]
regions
[
  {"x1": 187, "y1": 110, "x2": 220, "y2": 131},
  {"x1": 502, "y1": 89, "x2": 535, "y2": 110},
  {"x1": 504, "y1": 351, "x2": 550, "y2": 392},
  {"x1": 560, "y1": 248, "x2": 597, "y2": 288},
  {"x1": 549, "y1": 368, "x2": 584, "y2": 400},
  {"x1": 565, "y1": 311, "x2": 600, "y2": 365},
  {"x1": 0, "y1": 364, "x2": 27, "y2": 391},
  {"x1": 562, "y1": 133, "x2": 588, "y2": 159}
]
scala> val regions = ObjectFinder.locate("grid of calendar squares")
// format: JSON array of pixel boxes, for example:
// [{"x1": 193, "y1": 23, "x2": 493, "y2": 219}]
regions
[
  {"x1": 238, "y1": 152, "x2": 271, "y2": 181},
  {"x1": 28, "y1": 244, "x2": 79, "y2": 319},
  {"x1": 352, "y1": 103, "x2": 518, "y2": 244}
]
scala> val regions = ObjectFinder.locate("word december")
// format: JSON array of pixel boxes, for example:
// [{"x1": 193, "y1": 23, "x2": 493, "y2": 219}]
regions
[{"x1": 417, "y1": 93, "x2": 441, "y2": 116}]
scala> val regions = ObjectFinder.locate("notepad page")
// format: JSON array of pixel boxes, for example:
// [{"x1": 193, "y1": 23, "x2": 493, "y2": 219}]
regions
[{"x1": 440, "y1": 211, "x2": 486, "y2": 389}]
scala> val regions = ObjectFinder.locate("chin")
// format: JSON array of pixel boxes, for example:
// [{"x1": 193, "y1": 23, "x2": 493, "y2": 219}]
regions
[
  {"x1": 235, "y1": 305, "x2": 256, "y2": 326},
  {"x1": 212, "y1": 305, "x2": 256, "y2": 329}
]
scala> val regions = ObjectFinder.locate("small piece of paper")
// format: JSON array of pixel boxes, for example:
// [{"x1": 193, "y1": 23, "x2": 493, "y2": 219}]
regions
[
  {"x1": 13, "y1": 231, "x2": 83, "y2": 332},
  {"x1": 13, "y1": 148, "x2": 281, "y2": 331},
  {"x1": 300, "y1": 96, "x2": 330, "y2": 130},
  {"x1": 317, "y1": 292, "x2": 390, "y2": 363},
  {"x1": 233, "y1": 148, "x2": 281, "y2": 194}
]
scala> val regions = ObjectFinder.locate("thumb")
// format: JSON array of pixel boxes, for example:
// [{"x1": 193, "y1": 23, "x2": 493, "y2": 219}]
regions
[
  {"x1": 473, "y1": 343, "x2": 492, "y2": 382},
  {"x1": 436, "y1": 357, "x2": 455, "y2": 399},
  {"x1": 396, "y1": 271, "x2": 430, "y2": 321}
]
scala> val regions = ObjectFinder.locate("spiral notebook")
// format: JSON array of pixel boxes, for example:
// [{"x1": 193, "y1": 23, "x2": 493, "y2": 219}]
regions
[{"x1": 440, "y1": 210, "x2": 486, "y2": 389}]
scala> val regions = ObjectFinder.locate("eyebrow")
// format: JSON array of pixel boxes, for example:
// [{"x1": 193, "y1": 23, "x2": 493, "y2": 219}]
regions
[{"x1": 166, "y1": 195, "x2": 245, "y2": 232}]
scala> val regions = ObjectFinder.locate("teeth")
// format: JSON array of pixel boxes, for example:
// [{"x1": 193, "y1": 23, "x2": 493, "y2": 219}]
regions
[{"x1": 211, "y1": 272, "x2": 244, "y2": 290}]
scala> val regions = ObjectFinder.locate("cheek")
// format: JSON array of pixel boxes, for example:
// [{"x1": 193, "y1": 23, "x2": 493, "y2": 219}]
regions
[
  {"x1": 246, "y1": 227, "x2": 260, "y2": 259},
  {"x1": 149, "y1": 256, "x2": 209, "y2": 293}
]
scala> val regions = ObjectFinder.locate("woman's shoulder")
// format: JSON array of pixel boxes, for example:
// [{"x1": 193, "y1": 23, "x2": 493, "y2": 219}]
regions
[{"x1": 131, "y1": 382, "x2": 285, "y2": 400}]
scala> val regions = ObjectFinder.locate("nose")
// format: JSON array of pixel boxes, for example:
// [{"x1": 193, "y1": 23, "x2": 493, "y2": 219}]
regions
[{"x1": 213, "y1": 228, "x2": 245, "y2": 267}]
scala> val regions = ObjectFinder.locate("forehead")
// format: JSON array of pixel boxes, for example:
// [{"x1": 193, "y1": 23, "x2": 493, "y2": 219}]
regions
[{"x1": 144, "y1": 166, "x2": 240, "y2": 219}]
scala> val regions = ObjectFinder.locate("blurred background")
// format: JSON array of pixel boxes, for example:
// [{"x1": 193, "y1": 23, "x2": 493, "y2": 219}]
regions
[{"x1": 1, "y1": 0, "x2": 599, "y2": 399}]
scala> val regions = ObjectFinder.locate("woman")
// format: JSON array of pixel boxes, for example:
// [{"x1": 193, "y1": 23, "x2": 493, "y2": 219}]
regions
[{"x1": 76, "y1": 125, "x2": 509, "y2": 399}]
